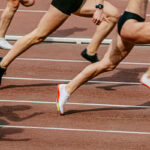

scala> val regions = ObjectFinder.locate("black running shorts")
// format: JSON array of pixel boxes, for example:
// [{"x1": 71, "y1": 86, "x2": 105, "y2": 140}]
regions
[
  {"x1": 51, "y1": 0, "x2": 83, "y2": 15},
  {"x1": 118, "y1": 11, "x2": 145, "y2": 35}
]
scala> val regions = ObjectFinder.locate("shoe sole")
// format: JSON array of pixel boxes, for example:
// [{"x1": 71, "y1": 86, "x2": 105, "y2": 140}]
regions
[
  {"x1": 56, "y1": 85, "x2": 62, "y2": 115},
  {"x1": 140, "y1": 80, "x2": 150, "y2": 89},
  {"x1": 0, "y1": 45, "x2": 12, "y2": 50}
]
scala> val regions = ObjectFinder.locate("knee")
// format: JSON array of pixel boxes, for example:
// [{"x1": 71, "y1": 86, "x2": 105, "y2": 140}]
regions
[
  {"x1": 84, "y1": 60, "x2": 117, "y2": 77},
  {"x1": 31, "y1": 29, "x2": 48, "y2": 44},
  {"x1": 107, "y1": 7, "x2": 120, "y2": 23},
  {"x1": 120, "y1": 24, "x2": 138, "y2": 43},
  {"x1": 32, "y1": 35, "x2": 46, "y2": 44},
  {"x1": 102, "y1": 61, "x2": 117, "y2": 72},
  {"x1": 7, "y1": 0, "x2": 20, "y2": 11},
  {"x1": 20, "y1": 0, "x2": 35, "y2": 7},
  {"x1": 95, "y1": 61, "x2": 117, "y2": 76}
]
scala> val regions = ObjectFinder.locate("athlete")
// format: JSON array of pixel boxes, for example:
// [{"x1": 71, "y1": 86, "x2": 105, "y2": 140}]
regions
[
  {"x1": 117, "y1": 0, "x2": 150, "y2": 89},
  {"x1": 0, "y1": 0, "x2": 120, "y2": 85},
  {"x1": 0, "y1": 0, "x2": 35, "y2": 50},
  {"x1": 56, "y1": 0, "x2": 150, "y2": 115}
]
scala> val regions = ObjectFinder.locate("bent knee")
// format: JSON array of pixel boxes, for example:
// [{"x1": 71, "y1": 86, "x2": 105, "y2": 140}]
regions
[
  {"x1": 33, "y1": 35, "x2": 46, "y2": 44},
  {"x1": 120, "y1": 24, "x2": 138, "y2": 43},
  {"x1": 104, "y1": 62, "x2": 117, "y2": 71},
  {"x1": 31, "y1": 30, "x2": 48, "y2": 44},
  {"x1": 105, "y1": 7, "x2": 120, "y2": 23},
  {"x1": 7, "y1": 0, "x2": 20, "y2": 10},
  {"x1": 20, "y1": 0, "x2": 35, "y2": 7},
  {"x1": 94, "y1": 61, "x2": 118, "y2": 75},
  {"x1": 100, "y1": 60, "x2": 118, "y2": 72}
]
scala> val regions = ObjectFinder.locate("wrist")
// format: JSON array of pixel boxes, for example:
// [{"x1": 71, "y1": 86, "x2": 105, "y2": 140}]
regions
[{"x1": 95, "y1": 4, "x2": 104, "y2": 9}]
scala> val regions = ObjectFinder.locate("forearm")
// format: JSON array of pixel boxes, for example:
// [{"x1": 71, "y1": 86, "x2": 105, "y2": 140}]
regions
[
  {"x1": 93, "y1": 0, "x2": 106, "y2": 24},
  {"x1": 95, "y1": 0, "x2": 104, "y2": 5}
]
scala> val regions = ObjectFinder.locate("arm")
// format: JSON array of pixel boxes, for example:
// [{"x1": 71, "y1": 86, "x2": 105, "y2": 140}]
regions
[
  {"x1": 92, "y1": 0, "x2": 109, "y2": 25},
  {"x1": 96, "y1": 0, "x2": 104, "y2": 5}
]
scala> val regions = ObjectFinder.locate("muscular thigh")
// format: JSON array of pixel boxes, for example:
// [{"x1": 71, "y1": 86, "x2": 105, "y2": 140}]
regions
[
  {"x1": 105, "y1": 34, "x2": 134, "y2": 65},
  {"x1": 36, "y1": 5, "x2": 69, "y2": 37},
  {"x1": 74, "y1": 0, "x2": 118, "y2": 17}
]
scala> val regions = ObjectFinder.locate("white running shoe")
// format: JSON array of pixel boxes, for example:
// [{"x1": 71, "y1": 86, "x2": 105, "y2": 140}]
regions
[
  {"x1": 140, "y1": 73, "x2": 150, "y2": 89},
  {"x1": 56, "y1": 84, "x2": 70, "y2": 115},
  {"x1": 0, "y1": 38, "x2": 13, "y2": 50}
]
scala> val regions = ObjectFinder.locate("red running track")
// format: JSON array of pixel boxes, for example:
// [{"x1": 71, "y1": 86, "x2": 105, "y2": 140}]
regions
[{"x1": 0, "y1": 0, "x2": 150, "y2": 150}]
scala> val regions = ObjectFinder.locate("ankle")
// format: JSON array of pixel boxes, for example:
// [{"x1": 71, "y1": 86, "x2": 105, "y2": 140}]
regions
[
  {"x1": 146, "y1": 74, "x2": 150, "y2": 79},
  {"x1": 65, "y1": 85, "x2": 71, "y2": 95},
  {"x1": 86, "y1": 48, "x2": 96, "y2": 56},
  {"x1": 0, "y1": 63, "x2": 7, "y2": 70}
]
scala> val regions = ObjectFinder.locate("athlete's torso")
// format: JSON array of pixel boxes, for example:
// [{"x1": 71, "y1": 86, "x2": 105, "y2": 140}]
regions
[{"x1": 126, "y1": 0, "x2": 148, "y2": 18}]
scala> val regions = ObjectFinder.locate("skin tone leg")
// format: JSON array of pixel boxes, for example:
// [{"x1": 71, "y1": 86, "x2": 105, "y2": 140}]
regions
[
  {"x1": 74, "y1": 0, "x2": 119, "y2": 55},
  {"x1": 0, "y1": 0, "x2": 119, "y2": 68},
  {"x1": 0, "y1": 0, "x2": 20, "y2": 38},
  {"x1": 120, "y1": 0, "x2": 150, "y2": 44},
  {"x1": 0, "y1": 5, "x2": 69, "y2": 68},
  {"x1": 145, "y1": 67, "x2": 150, "y2": 77},
  {"x1": 121, "y1": 20, "x2": 150, "y2": 44},
  {"x1": 0, "y1": 0, "x2": 34, "y2": 38},
  {"x1": 116, "y1": 0, "x2": 150, "y2": 84},
  {"x1": 65, "y1": 34, "x2": 134, "y2": 95}
]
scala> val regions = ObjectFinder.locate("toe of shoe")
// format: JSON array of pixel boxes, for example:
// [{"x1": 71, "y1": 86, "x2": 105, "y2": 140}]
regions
[{"x1": 56, "y1": 101, "x2": 64, "y2": 115}]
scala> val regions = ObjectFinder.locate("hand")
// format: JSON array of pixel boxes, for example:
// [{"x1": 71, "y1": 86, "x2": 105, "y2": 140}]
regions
[{"x1": 92, "y1": 9, "x2": 109, "y2": 25}]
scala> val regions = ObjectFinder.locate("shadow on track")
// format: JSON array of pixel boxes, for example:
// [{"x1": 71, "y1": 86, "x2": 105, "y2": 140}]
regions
[
  {"x1": 0, "y1": 105, "x2": 43, "y2": 141},
  {"x1": 64, "y1": 101, "x2": 150, "y2": 116},
  {"x1": 89, "y1": 67, "x2": 147, "y2": 90},
  {"x1": 0, "y1": 119, "x2": 29, "y2": 141},
  {"x1": 52, "y1": 27, "x2": 87, "y2": 37},
  {"x1": 0, "y1": 105, "x2": 43, "y2": 121},
  {"x1": 0, "y1": 83, "x2": 57, "y2": 90}
]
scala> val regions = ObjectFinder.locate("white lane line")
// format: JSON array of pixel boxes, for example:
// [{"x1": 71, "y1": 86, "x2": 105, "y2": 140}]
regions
[
  {"x1": 121, "y1": 62, "x2": 150, "y2": 66},
  {"x1": 5, "y1": 35, "x2": 150, "y2": 45},
  {"x1": 16, "y1": 58, "x2": 150, "y2": 66},
  {"x1": 0, "y1": 99, "x2": 150, "y2": 109},
  {"x1": 2, "y1": 76, "x2": 141, "y2": 85},
  {"x1": 17, "y1": 58, "x2": 87, "y2": 63},
  {"x1": 0, "y1": 9, "x2": 47, "y2": 13},
  {"x1": 5, "y1": 35, "x2": 107, "y2": 44},
  {"x1": 0, "y1": 125, "x2": 150, "y2": 135}
]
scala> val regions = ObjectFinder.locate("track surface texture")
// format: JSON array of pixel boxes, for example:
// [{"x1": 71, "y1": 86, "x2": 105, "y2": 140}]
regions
[{"x1": 0, "y1": 0, "x2": 150, "y2": 150}]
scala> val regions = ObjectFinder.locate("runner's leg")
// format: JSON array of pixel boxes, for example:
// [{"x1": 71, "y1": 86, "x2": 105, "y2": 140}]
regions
[
  {"x1": 0, "y1": 5, "x2": 69, "y2": 68},
  {"x1": 66, "y1": 34, "x2": 134, "y2": 94},
  {"x1": 74, "y1": 0, "x2": 119, "y2": 55}
]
